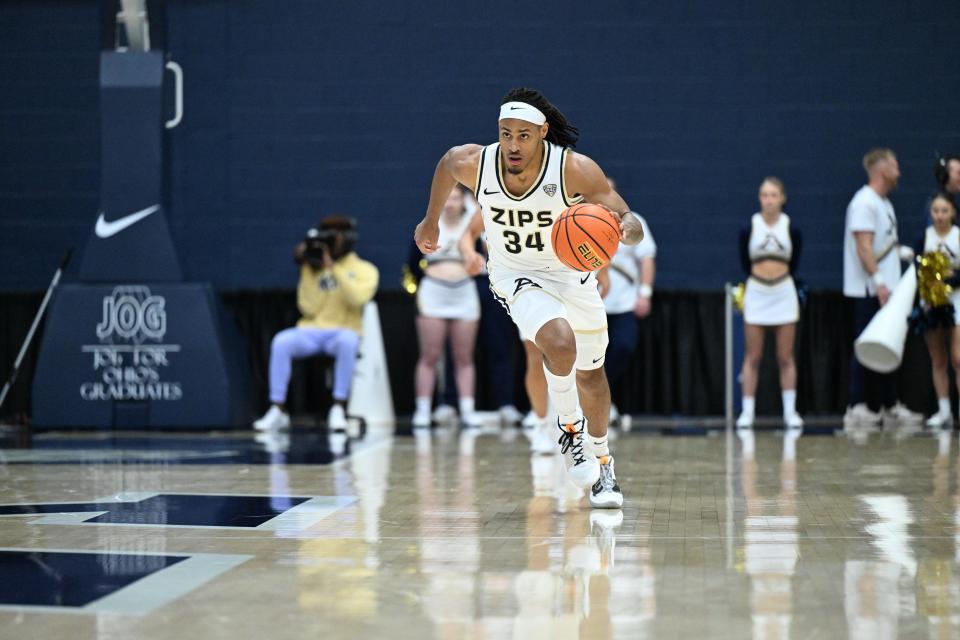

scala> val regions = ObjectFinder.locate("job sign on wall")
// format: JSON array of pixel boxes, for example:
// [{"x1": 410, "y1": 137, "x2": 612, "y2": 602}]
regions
[
  {"x1": 80, "y1": 285, "x2": 183, "y2": 402},
  {"x1": 33, "y1": 283, "x2": 243, "y2": 427}
]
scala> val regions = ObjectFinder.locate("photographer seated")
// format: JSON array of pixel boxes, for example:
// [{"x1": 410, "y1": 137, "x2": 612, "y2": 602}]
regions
[{"x1": 254, "y1": 216, "x2": 379, "y2": 432}]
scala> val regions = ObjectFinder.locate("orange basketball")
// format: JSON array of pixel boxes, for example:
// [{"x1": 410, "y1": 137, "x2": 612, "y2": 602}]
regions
[{"x1": 551, "y1": 204, "x2": 621, "y2": 271}]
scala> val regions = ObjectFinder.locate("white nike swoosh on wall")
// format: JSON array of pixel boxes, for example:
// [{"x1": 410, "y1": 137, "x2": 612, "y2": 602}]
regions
[{"x1": 94, "y1": 204, "x2": 161, "y2": 239}]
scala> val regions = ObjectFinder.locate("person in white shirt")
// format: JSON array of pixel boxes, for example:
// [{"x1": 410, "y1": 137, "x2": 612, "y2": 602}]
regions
[
  {"x1": 842, "y1": 148, "x2": 920, "y2": 425},
  {"x1": 603, "y1": 178, "x2": 656, "y2": 427}
]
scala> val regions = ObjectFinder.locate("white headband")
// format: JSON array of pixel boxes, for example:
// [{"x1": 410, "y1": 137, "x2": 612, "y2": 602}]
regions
[{"x1": 499, "y1": 101, "x2": 546, "y2": 126}]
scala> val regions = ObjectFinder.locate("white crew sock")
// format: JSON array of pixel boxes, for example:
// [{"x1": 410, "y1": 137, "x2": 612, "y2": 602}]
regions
[
  {"x1": 415, "y1": 396, "x2": 431, "y2": 416},
  {"x1": 542, "y1": 364, "x2": 579, "y2": 424},
  {"x1": 740, "y1": 396, "x2": 755, "y2": 417},
  {"x1": 782, "y1": 389, "x2": 797, "y2": 416},
  {"x1": 459, "y1": 397, "x2": 475, "y2": 418},
  {"x1": 938, "y1": 397, "x2": 951, "y2": 418},
  {"x1": 589, "y1": 434, "x2": 610, "y2": 459}
]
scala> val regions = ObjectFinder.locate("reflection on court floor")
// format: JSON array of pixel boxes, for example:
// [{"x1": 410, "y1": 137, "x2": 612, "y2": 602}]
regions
[{"x1": 0, "y1": 424, "x2": 958, "y2": 638}]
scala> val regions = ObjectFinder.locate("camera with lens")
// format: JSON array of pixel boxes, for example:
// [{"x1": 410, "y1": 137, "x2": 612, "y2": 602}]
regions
[
  {"x1": 304, "y1": 227, "x2": 338, "y2": 261},
  {"x1": 302, "y1": 216, "x2": 359, "y2": 265}
]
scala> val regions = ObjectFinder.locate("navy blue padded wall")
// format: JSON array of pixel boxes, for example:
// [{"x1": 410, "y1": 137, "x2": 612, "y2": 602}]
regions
[
  {"x1": 0, "y1": 1, "x2": 99, "y2": 289},
  {"x1": 2, "y1": 1, "x2": 959, "y2": 290}
]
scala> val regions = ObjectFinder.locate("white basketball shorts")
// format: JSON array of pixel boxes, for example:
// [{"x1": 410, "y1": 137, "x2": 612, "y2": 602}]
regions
[{"x1": 488, "y1": 267, "x2": 609, "y2": 370}]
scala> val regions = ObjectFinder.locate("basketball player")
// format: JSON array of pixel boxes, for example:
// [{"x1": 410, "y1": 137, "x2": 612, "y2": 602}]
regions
[{"x1": 415, "y1": 88, "x2": 644, "y2": 508}]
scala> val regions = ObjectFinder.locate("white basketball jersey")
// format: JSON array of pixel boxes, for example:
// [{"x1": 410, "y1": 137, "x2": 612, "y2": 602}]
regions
[
  {"x1": 923, "y1": 225, "x2": 960, "y2": 270},
  {"x1": 474, "y1": 141, "x2": 582, "y2": 274}
]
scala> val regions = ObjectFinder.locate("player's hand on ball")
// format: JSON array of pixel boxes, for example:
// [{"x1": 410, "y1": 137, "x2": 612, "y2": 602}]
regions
[
  {"x1": 619, "y1": 213, "x2": 644, "y2": 245},
  {"x1": 414, "y1": 218, "x2": 440, "y2": 254}
]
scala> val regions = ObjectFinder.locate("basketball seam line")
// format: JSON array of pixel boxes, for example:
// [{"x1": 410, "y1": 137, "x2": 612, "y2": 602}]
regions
[{"x1": 572, "y1": 215, "x2": 613, "y2": 262}]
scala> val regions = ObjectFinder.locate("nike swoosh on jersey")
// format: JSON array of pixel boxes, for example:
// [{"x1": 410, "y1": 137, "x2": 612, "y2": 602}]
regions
[
  {"x1": 94, "y1": 205, "x2": 161, "y2": 239},
  {"x1": 483, "y1": 188, "x2": 500, "y2": 195}
]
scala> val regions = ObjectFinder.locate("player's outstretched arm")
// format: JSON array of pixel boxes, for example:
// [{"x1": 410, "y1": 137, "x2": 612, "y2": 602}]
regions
[
  {"x1": 564, "y1": 152, "x2": 644, "y2": 245},
  {"x1": 414, "y1": 144, "x2": 483, "y2": 254}
]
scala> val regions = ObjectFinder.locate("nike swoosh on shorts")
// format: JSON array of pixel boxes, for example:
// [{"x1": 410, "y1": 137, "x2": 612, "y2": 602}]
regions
[{"x1": 94, "y1": 204, "x2": 161, "y2": 239}]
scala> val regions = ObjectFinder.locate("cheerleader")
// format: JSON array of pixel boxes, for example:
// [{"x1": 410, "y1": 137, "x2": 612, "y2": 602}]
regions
[
  {"x1": 736, "y1": 177, "x2": 803, "y2": 429},
  {"x1": 410, "y1": 185, "x2": 481, "y2": 428},
  {"x1": 914, "y1": 191, "x2": 960, "y2": 428}
]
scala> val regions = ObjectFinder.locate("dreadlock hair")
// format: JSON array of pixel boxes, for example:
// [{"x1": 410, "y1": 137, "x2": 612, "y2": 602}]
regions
[{"x1": 502, "y1": 87, "x2": 579, "y2": 149}]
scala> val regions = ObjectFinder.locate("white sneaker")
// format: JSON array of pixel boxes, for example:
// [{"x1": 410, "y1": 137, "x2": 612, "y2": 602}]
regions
[
  {"x1": 784, "y1": 412, "x2": 804, "y2": 429},
  {"x1": 521, "y1": 410, "x2": 541, "y2": 430},
  {"x1": 461, "y1": 411, "x2": 483, "y2": 429},
  {"x1": 327, "y1": 404, "x2": 347, "y2": 431},
  {"x1": 557, "y1": 417, "x2": 601, "y2": 489},
  {"x1": 608, "y1": 403, "x2": 620, "y2": 426},
  {"x1": 886, "y1": 402, "x2": 922, "y2": 423},
  {"x1": 589, "y1": 455, "x2": 623, "y2": 508},
  {"x1": 412, "y1": 409, "x2": 431, "y2": 429},
  {"x1": 432, "y1": 404, "x2": 457, "y2": 424},
  {"x1": 530, "y1": 422, "x2": 557, "y2": 454},
  {"x1": 327, "y1": 430, "x2": 347, "y2": 456},
  {"x1": 844, "y1": 403, "x2": 881, "y2": 426},
  {"x1": 926, "y1": 412, "x2": 952, "y2": 429},
  {"x1": 619, "y1": 414, "x2": 633, "y2": 432},
  {"x1": 253, "y1": 405, "x2": 290, "y2": 431},
  {"x1": 499, "y1": 405, "x2": 523, "y2": 425},
  {"x1": 736, "y1": 412, "x2": 754, "y2": 429}
]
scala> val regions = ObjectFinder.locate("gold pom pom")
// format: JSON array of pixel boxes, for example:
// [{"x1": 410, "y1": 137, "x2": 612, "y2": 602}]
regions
[
  {"x1": 401, "y1": 265, "x2": 418, "y2": 295},
  {"x1": 732, "y1": 282, "x2": 745, "y2": 314},
  {"x1": 917, "y1": 251, "x2": 953, "y2": 308}
]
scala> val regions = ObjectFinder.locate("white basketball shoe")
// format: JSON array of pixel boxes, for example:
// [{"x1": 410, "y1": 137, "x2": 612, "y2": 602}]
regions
[
  {"x1": 254, "y1": 405, "x2": 290, "y2": 431},
  {"x1": 589, "y1": 455, "x2": 624, "y2": 509},
  {"x1": 556, "y1": 417, "x2": 600, "y2": 488}
]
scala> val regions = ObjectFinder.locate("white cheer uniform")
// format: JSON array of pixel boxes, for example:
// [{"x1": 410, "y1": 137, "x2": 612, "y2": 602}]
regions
[
  {"x1": 416, "y1": 212, "x2": 480, "y2": 321},
  {"x1": 742, "y1": 212, "x2": 800, "y2": 326},
  {"x1": 475, "y1": 140, "x2": 608, "y2": 369}
]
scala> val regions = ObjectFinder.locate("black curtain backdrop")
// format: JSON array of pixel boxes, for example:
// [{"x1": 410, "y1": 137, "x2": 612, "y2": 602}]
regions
[{"x1": 1, "y1": 289, "x2": 945, "y2": 424}]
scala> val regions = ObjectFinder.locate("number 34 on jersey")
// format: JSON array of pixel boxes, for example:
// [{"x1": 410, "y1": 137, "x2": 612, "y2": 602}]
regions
[{"x1": 489, "y1": 206, "x2": 550, "y2": 254}]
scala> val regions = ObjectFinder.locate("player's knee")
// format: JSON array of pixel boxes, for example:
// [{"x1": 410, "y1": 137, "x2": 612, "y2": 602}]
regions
[{"x1": 537, "y1": 330, "x2": 576, "y2": 369}]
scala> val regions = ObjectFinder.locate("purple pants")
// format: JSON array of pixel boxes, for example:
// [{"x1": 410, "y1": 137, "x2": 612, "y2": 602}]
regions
[{"x1": 269, "y1": 327, "x2": 360, "y2": 404}]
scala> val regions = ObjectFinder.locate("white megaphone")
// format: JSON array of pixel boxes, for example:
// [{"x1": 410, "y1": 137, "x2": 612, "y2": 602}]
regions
[{"x1": 854, "y1": 264, "x2": 916, "y2": 373}]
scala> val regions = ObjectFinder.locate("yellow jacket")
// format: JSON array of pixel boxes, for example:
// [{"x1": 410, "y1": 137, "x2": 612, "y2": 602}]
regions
[{"x1": 296, "y1": 253, "x2": 379, "y2": 333}]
